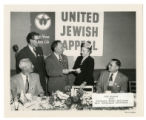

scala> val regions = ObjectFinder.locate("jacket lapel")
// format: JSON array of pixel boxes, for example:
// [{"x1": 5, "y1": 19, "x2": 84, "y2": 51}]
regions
[
  {"x1": 17, "y1": 73, "x2": 25, "y2": 92},
  {"x1": 52, "y1": 53, "x2": 63, "y2": 69},
  {"x1": 113, "y1": 72, "x2": 121, "y2": 87},
  {"x1": 81, "y1": 56, "x2": 89, "y2": 65},
  {"x1": 103, "y1": 72, "x2": 110, "y2": 90},
  {"x1": 61, "y1": 55, "x2": 68, "y2": 68},
  {"x1": 114, "y1": 72, "x2": 120, "y2": 82},
  {"x1": 28, "y1": 74, "x2": 34, "y2": 93},
  {"x1": 26, "y1": 45, "x2": 37, "y2": 58}
]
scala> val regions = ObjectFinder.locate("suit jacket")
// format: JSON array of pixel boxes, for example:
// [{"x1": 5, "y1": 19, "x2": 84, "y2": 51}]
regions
[
  {"x1": 45, "y1": 53, "x2": 69, "y2": 93},
  {"x1": 16, "y1": 45, "x2": 47, "y2": 92},
  {"x1": 11, "y1": 73, "x2": 44, "y2": 99},
  {"x1": 73, "y1": 56, "x2": 94, "y2": 85},
  {"x1": 96, "y1": 70, "x2": 128, "y2": 93}
]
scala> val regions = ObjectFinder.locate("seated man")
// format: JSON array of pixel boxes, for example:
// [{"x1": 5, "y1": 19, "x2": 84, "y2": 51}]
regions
[
  {"x1": 96, "y1": 59, "x2": 128, "y2": 93},
  {"x1": 11, "y1": 58, "x2": 44, "y2": 101}
]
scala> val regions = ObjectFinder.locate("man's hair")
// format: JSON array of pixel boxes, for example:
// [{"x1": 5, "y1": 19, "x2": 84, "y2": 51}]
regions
[
  {"x1": 26, "y1": 32, "x2": 40, "y2": 43},
  {"x1": 112, "y1": 58, "x2": 121, "y2": 67},
  {"x1": 51, "y1": 40, "x2": 62, "y2": 52},
  {"x1": 19, "y1": 58, "x2": 32, "y2": 70}
]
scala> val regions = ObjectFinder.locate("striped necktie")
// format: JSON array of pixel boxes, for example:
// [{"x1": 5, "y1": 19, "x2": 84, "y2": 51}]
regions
[
  {"x1": 25, "y1": 76, "x2": 29, "y2": 93},
  {"x1": 59, "y1": 55, "x2": 62, "y2": 63},
  {"x1": 109, "y1": 73, "x2": 113, "y2": 82}
]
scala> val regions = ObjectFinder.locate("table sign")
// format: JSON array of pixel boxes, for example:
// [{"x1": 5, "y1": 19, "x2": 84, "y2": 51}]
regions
[{"x1": 92, "y1": 93, "x2": 134, "y2": 107}]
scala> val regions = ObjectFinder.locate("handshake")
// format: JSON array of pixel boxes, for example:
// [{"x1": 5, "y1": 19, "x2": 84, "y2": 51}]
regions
[{"x1": 62, "y1": 68, "x2": 81, "y2": 74}]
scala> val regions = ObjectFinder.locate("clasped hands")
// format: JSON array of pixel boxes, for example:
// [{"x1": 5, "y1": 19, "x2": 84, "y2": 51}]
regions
[{"x1": 62, "y1": 68, "x2": 81, "y2": 74}]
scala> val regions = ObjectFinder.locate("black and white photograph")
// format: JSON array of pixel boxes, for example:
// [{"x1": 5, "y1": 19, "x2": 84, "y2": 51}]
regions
[{"x1": 4, "y1": 4, "x2": 143, "y2": 117}]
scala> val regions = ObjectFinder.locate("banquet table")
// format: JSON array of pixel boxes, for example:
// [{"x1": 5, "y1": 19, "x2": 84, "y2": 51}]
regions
[{"x1": 11, "y1": 93, "x2": 136, "y2": 111}]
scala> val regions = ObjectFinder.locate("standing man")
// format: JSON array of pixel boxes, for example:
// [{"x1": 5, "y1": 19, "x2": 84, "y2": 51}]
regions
[
  {"x1": 96, "y1": 59, "x2": 128, "y2": 93},
  {"x1": 45, "y1": 40, "x2": 69, "y2": 94},
  {"x1": 16, "y1": 32, "x2": 47, "y2": 95}
]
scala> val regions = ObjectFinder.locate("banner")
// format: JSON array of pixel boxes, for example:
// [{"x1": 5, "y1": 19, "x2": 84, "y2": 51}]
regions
[
  {"x1": 56, "y1": 12, "x2": 104, "y2": 56},
  {"x1": 30, "y1": 11, "x2": 104, "y2": 56},
  {"x1": 30, "y1": 12, "x2": 55, "y2": 55}
]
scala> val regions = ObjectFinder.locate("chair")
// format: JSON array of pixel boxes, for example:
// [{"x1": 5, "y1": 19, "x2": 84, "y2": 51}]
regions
[{"x1": 129, "y1": 81, "x2": 136, "y2": 93}]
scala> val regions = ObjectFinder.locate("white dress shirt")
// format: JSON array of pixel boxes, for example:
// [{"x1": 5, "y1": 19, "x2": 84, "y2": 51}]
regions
[
  {"x1": 108, "y1": 71, "x2": 118, "y2": 86},
  {"x1": 109, "y1": 71, "x2": 118, "y2": 83},
  {"x1": 21, "y1": 73, "x2": 29, "y2": 87},
  {"x1": 54, "y1": 52, "x2": 62, "y2": 60},
  {"x1": 28, "y1": 44, "x2": 36, "y2": 56}
]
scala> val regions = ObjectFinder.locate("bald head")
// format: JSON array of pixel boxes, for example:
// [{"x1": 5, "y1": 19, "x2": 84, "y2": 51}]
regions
[{"x1": 19, "y1": 58, "x2": 34, "y2": 73}]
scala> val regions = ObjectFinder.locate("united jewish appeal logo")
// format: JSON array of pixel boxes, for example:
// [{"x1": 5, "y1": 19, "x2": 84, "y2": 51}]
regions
[{"x1": 35, "y1": 13, "x2": 51, "y2": 30}]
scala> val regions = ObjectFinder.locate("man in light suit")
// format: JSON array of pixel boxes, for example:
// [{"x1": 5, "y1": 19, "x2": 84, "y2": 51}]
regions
[
  {"x1": 11, "y1": 58, "x2": 44, "y2": 99},
  {"x1": 45, "y1": 40, "x2": 69, "y2": 94},
  {"x1": 16, "y1": 32, "x2": 47, "y2": 95},
  {"x1": 96, "y1": 59, "x2": 128, "y2": 93}
]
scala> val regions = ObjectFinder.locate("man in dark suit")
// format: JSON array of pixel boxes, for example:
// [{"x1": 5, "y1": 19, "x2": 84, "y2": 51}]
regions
[
  {"x1": 11, "y1": 58, "x2": 44, "y2": 99},
  {"x1": 96, "y1": 59, "x2": 128, "y2": 93},
  {"x1": 16, "y1": 32, "x2": 47, "y2": 95},
  {"x1": 45, "y1": 40, "x2": 69, "y2": 94}
]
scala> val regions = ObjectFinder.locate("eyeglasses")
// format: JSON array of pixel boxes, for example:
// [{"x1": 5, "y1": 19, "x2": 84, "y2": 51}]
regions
[{"x1": 31, "y1": 39, "x2": 40, "y2": 41}]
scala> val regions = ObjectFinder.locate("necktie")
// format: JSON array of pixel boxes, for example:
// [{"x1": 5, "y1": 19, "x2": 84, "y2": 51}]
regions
[
  {"x1": 25, "y1": 76, "x2": 29, "y2": 93},
  {"x1": 59, "y1": 55, "x2": 62, "y2": 62},
  {"x1": 109, "y1": 73, "x2": 113, "y2": 82},
  {"x1": 107, "y1": 73, "x2": 113, "y2": 91},
  {"x1": 33, "y1": 48, "x2": 37, "y2": 56},
  {"x1": 58, "y1": 55, "x2": 67, "y2": 68},
  {"x1": 59, "y1": 55, "x2": 64, "y2": 66}
]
